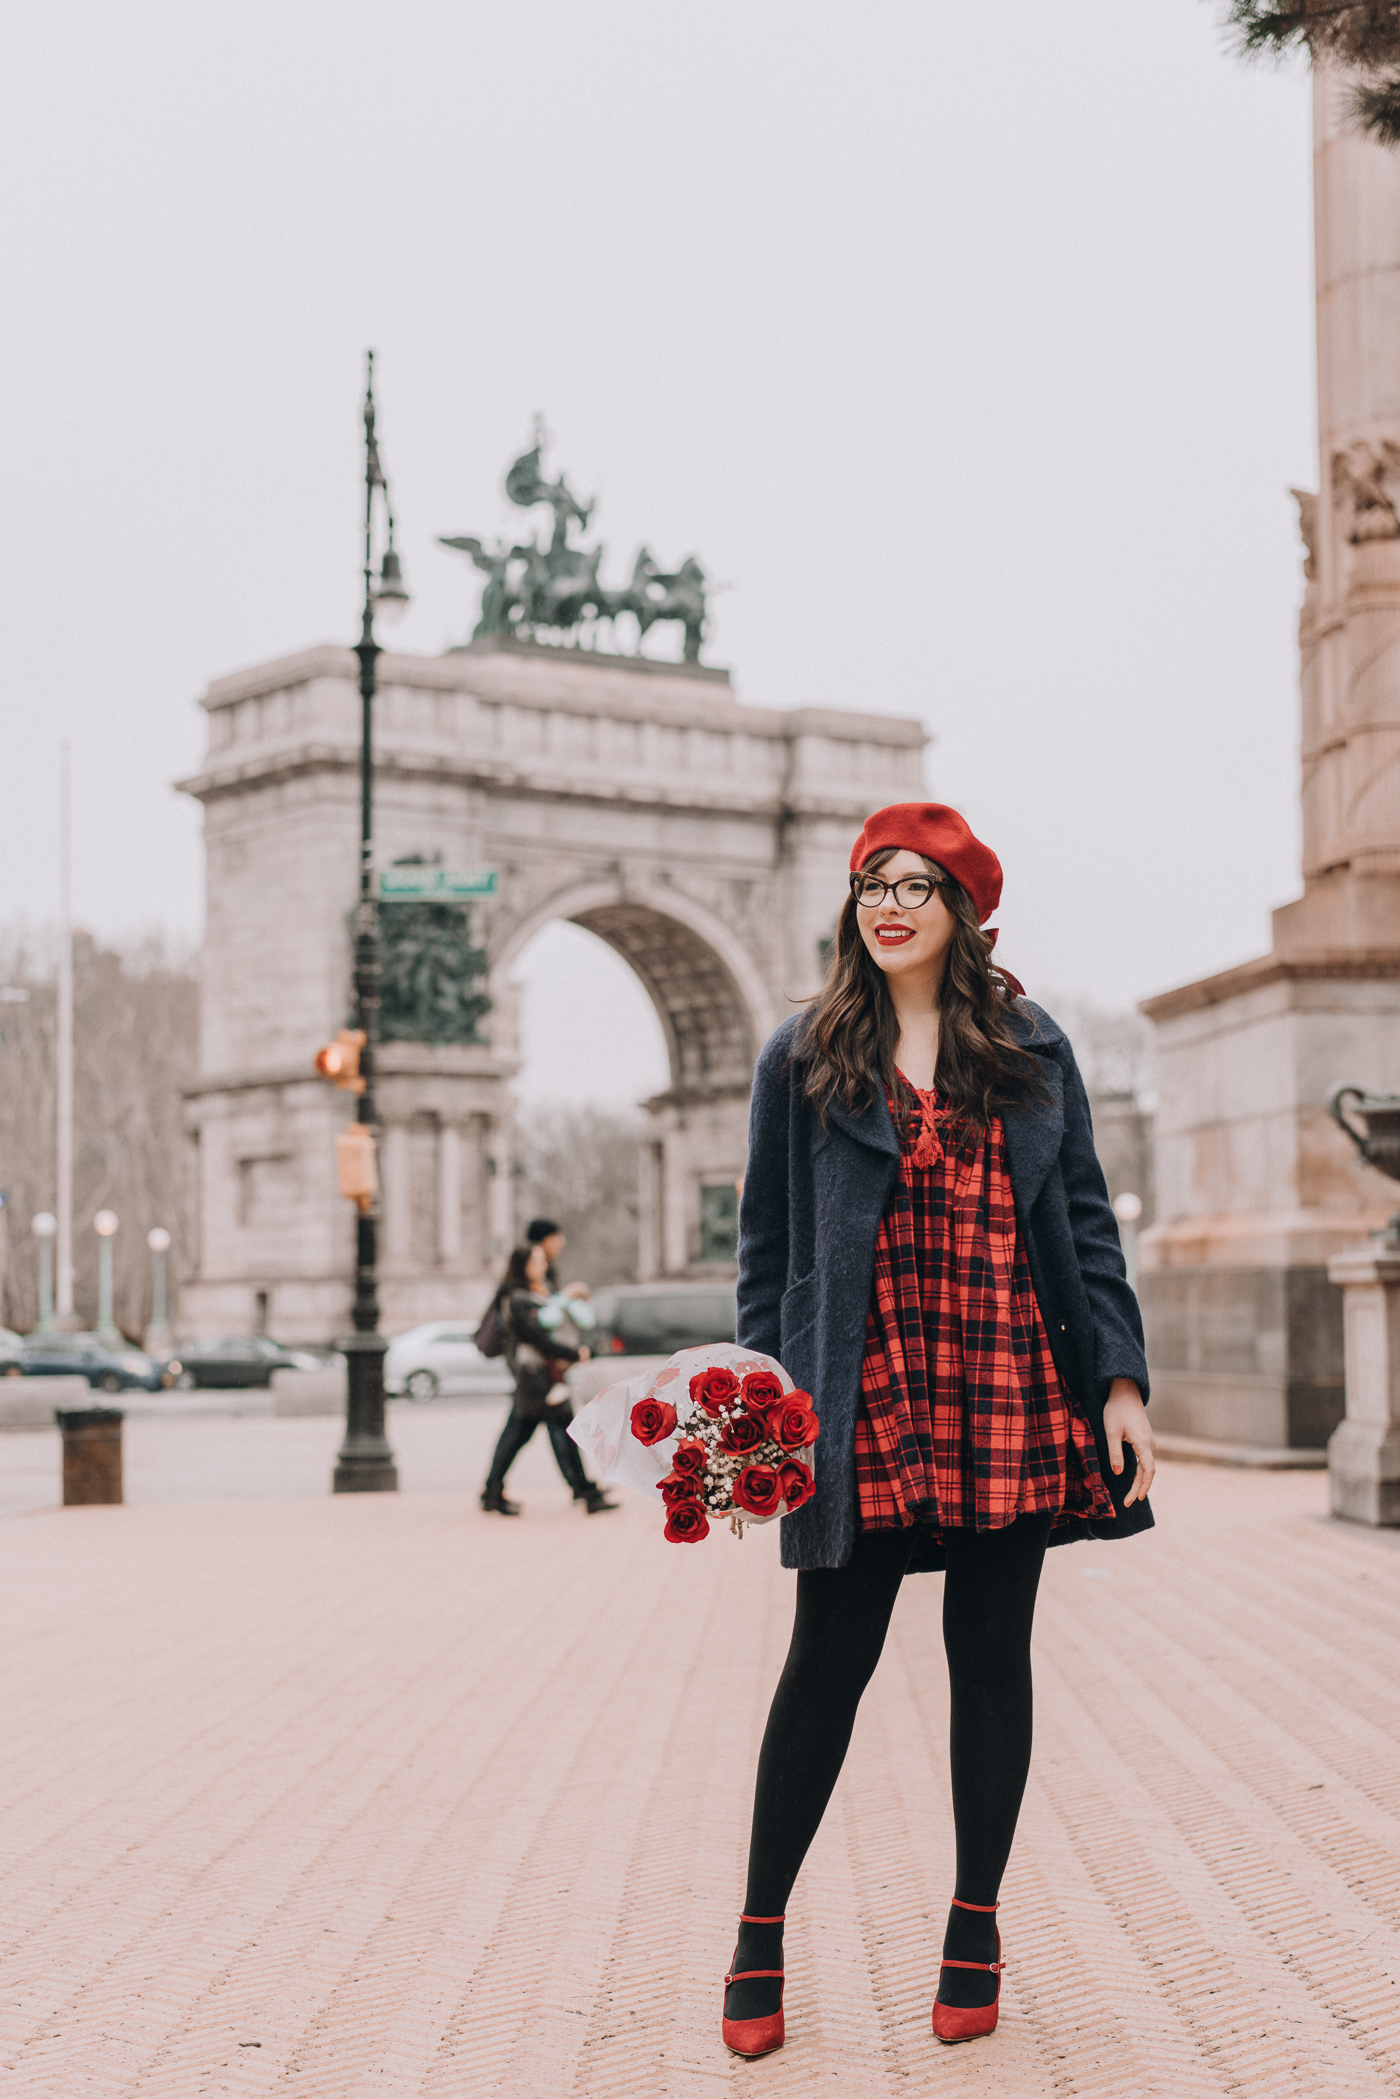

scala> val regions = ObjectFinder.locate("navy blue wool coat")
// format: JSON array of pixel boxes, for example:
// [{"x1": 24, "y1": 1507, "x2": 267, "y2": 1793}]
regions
[{"x1": 736, "y1": 1001, "x2": 1153, "y2": 1572}]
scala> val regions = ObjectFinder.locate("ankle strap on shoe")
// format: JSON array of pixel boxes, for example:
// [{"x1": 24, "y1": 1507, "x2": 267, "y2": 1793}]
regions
[
  {"x1": 738, "y1": 1913, "x2": 785, "y2": 1924},
  {"x1": 950, "y1": 1897, "x2": 999, "y2": 1913},
  {"x1": 940, "y1": 1956, "x2": 1005, "y2": 1973}
]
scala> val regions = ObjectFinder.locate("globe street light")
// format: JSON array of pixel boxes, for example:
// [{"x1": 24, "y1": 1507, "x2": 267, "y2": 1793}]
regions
[
  {"x1": 93, "y1": 1210, "x2": 119, "y2": 1345},
  {"x1": 332, "y1": 350, "x2": 406, "y2": 1496},
  {"x1": 31, "y1": 1212, "x2": 56, "y2": 1334},
  {"x1": 146, "y1": 1226, "x2": 172, "y2": 1353},
  {"x1": 1112, "y1": 1190, "x2": 1143, "y2": 1290}
]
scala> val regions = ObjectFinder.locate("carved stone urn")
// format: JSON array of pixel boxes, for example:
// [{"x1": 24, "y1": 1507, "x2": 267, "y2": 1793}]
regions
[
  {"x1": 1327, "y1": 1084, "x2": 1400, "y2": 1237},
  {"x1": 1326, "y1": 1083, "x2": 1400, "y2": 1525}
]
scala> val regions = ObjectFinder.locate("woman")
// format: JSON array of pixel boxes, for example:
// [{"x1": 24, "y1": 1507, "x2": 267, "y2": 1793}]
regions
[
  {"x1": 724, "y1": 801, "x2": 1154, "y2": 2056},
  {"x1": 480, "y1": 1241, "x2": 616, "y2": 1516}
]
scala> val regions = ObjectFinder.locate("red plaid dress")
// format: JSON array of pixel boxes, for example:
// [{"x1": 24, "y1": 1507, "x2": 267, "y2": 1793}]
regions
[{"x1": 854, "y1": 1078, "x2": 1112, "y2": 1535}]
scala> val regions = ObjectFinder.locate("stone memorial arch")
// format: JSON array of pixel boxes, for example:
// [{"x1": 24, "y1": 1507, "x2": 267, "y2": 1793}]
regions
[{"x1": 176, "y1": 636, "x2": 925, "y2": 1340}]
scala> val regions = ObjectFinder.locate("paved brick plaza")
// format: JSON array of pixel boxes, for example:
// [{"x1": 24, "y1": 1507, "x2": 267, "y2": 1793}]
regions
[{"x1": 2, "y1": 1409, "x2": 1400, "y2": 2097}]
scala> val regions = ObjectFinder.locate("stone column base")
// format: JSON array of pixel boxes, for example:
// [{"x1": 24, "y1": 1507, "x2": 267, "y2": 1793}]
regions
[
  {"x1": 1328, "y1": 1419, "x2": 1400, "y2": 1525},
  {"x1": 1327, "y1": 1241, "x2": 1400, "y2": 1527}
]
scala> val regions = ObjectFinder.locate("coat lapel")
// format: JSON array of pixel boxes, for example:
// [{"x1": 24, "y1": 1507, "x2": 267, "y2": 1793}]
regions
[
  {"x1": 1001, "y1": 1057, "x2": 1064, "y2": 1217},
  {"x1": 1001, "y1": 1002, "x2": 1065, "y2": 1215},
  {"x1": 827, "y1": 1089, "x2": 901, "y2": 1158}
]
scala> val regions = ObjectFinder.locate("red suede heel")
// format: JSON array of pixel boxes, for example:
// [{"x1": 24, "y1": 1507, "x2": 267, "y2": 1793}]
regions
[
  {"x1": 722, "y1": 1911, "x2": 786, "y2": 2058},
  {"x1": 932, "y1": 1897, "x2": 1004, "y2": 2044}
]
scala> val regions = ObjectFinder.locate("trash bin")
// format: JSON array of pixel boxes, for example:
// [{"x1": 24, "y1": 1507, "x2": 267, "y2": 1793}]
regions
[{"x1": 56, "y1": 1406, "x2": 124, "y2": 1506}]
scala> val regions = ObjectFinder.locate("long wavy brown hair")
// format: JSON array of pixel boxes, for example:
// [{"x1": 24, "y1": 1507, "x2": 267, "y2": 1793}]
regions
[{"x1": 797, "y1": 847, "x2": 1045, "y2": 1132}]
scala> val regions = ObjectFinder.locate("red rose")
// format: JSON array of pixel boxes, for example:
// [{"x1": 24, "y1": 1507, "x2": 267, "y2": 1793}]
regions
[
  {"x1": 739, "y1": 1369, "x2": 785, "y2": 1415},
  {"x1": 670, "y1": 1437, "x2": 707, "y2": 1479},
  {"x1": 777, "y1": 1460, "x2": 815, "y2": 1511},
  {"x1": 664, "y1": 1499, "x2": 711, "y2": 1544},
  {"x1": 631, "y1": 1396, "x2": 678, "y2": 1447},
  {"x1": 720, "y1": 1411, "x2": 766, "y2": 1454},
  {"x1": 767, "y1": 1397, "x2": 820, "y2": 1451},
  {"x1": 690, "y1": 1366, "x2": 741, "y2": 1415},
  {"x1": 733, "y1": 1463, "x2": 784, "y2": 1519},
  {"x1": 659, "y1": 1471, "x2": 700, "y2": 1506}
]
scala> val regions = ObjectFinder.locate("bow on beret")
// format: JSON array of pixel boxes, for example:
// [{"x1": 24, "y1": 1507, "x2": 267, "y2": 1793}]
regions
[{"x1": 848, "y1": 802, "x2": 1003, "y2": 925}]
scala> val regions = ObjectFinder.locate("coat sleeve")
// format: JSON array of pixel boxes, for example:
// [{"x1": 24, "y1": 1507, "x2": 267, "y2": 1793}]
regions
[
  {"x1": 736, "y1": 1027, "x2": 794, "y2": 1361},
  {"x1": 506, "y1": 1293, "x2": 580, "y2": 1364},
  {"x1": 1056, "y1": 1044, "x2": 1151, "y2": 1401}
]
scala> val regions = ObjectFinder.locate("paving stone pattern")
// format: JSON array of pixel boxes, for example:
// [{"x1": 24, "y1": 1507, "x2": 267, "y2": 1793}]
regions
[{"x1": 2, "y1": 1414, "x2": 1399, "y2": 2097}]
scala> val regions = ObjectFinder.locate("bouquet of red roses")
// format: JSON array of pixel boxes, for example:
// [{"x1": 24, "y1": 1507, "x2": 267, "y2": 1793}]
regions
[{"x1": 568, "y1": 1342, "x2": 819, "y2": 1544}]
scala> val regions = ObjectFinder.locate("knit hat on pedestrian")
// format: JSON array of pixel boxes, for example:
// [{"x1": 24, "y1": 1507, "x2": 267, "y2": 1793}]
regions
[{"x1": 848, "y1": 802, "x2": 1002, "y2": 925}]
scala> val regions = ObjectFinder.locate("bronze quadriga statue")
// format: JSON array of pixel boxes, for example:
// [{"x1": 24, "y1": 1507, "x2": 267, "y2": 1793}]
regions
[{"x1": 440, "y1": 427, "x2": 710, "y2": 663}]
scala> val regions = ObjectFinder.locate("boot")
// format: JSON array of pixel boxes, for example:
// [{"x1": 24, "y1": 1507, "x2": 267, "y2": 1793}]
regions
[
  {"x1": 584, "y1": 1487, "x2": 619, "y2": 1514},
  {"x1": 481, "y1": 1484, "x2": 521, "y2": 1515}
]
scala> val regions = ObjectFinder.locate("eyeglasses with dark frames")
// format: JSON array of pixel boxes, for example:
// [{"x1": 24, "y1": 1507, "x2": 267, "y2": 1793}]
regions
[{"x1": 849, "y1": 871, "x2": 943, "y2": 910}]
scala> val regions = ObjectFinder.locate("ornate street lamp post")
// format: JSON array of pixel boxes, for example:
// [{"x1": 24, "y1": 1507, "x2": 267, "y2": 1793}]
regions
[
  {"x1": 1112, "y1": 1191, "x2": 1143, "y2": 1290},
  {"x1": 333, "y1": 351, "x2": 408, "y2": 1495},
  {"x1": 146, "y1": 1226, "x2": 172, "y2": 1353},
  {"x1": 93, "y1": 1210, "x2": 119, "y2": 1345},
  {"x1": 31, "y1": 1212, "x2": 56, "y2": 1334}
]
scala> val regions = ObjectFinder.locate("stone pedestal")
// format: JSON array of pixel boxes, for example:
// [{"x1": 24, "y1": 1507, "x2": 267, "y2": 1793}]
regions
[
  {"x1": 1139, "y1": 964, "x2": 1400, "y2": 1448},
  {"x1": 1327, "y1": 1239, "x2": 1400, "y2": 1525}
]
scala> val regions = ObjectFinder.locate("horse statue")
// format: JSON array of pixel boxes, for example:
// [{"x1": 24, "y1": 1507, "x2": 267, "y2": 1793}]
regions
[
  {"x1": 515, "y1": 537, "x2": 606, "y2": 633},
  {"x1": 630, "y1": 549, "x2": 708, "y2": 664}
]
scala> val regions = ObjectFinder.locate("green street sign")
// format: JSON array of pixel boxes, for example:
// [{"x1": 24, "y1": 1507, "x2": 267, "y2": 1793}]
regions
[{"x1": 379, "y1": 868, "x2": 499, "y2": 901}]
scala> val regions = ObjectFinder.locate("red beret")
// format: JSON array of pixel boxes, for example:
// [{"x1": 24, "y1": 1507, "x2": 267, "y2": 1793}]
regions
[{"x1": 849, "y1": 802, "x2": 1002, "y2": 924}]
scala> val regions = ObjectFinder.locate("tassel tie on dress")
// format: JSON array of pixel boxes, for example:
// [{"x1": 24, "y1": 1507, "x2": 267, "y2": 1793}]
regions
[{"x1": 907, "y1": 1093, "x2": 947, "y2": 1172}]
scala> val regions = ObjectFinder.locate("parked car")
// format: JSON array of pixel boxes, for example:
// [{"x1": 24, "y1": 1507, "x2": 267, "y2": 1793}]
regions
[
  {"x1": 168, "y1": 1335, "x2": 318, "y2": 1390},
  {"x1": 19, "y1": 1335, "x2": 172, "y2": 1393},
  {"x1": 383, "y1": 1321, "x2": 511, "y2": 1402},
  {"x1": 590, "y1": 1281, "x2": 737, "y2": 1357}
]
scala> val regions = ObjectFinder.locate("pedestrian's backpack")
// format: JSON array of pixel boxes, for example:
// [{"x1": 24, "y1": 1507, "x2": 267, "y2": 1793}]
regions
[{"x1": 474, "y1": 1296, "x2": 507, "y2": 1359}]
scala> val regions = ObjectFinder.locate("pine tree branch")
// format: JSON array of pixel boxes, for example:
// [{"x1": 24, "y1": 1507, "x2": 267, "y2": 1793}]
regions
[
  {"x1": 1226, "y1": 2, "x2": 1400, "y2": 67},
  {"x1": 1351, "y1": 66, "x2": 1400, "y2": 133}
]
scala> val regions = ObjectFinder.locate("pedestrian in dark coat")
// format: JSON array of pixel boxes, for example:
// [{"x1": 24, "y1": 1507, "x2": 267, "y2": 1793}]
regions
[
  {"x1": 720, "y1": 801, "x2": 1156, "y2": 2064},
  {"x1": 479, "y1": 1241, "x2": 616, "y2": 1517}
]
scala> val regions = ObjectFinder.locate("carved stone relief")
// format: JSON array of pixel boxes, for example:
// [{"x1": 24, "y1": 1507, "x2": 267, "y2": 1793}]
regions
[
  {"x1": 376, "y1": 903, "x2": 491, "y2": 1046},
  {"x1": 1331, "y1": 440, "x2": 1400, "y2": 543},
  {"x1": 1290, "y1": 487, "x2": 1318, "y2": 579}
]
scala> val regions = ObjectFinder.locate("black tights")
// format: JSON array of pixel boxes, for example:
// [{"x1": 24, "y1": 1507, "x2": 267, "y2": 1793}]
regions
[
  {"x1": 484, "y1": 1409, "x2": 593, "y2": 1498},
  {"x1": 728, "y1": 1515, "x2": 1052, "y2": 2017}
]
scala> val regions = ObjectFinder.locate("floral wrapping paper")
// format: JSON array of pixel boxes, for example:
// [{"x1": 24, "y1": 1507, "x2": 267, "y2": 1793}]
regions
[{"x1": 568, "y1": 1341, "x2": 818, "y2": 1542}]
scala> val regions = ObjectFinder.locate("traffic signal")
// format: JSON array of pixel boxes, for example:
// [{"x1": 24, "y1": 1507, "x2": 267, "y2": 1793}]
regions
[
  {"x1": 335, "y1": 1123, "x2": 379, "y2": 1210},
  {"x1": 314, "y1": 1029, "x2": 366, "y2": 1093}
]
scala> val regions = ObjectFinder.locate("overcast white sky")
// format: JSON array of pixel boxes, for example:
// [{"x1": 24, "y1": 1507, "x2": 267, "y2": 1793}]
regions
[{"x1": 0, "y1": 3, "x2": 1314, "y2": 1103}]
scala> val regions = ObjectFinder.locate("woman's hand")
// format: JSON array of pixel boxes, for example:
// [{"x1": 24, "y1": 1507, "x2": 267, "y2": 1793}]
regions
[{"x1": 1103, "y1": 1380, "x2": 1155, "y2": 1507}]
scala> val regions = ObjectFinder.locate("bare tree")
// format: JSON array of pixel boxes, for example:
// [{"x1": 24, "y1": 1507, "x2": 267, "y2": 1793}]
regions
[
  {"x1": 0, "y1": 927, "x2": 198, "y2": 1338},
  {"x1": 1037, "y1": 990, "x2": 1154, "y2": 1106},
  {"x1": 512, "y1": 1105, "x2": 643, "y2": 1289},
  {"x1": 1037, "y1": 991, "x2": 1156, "y2": 1223}
]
